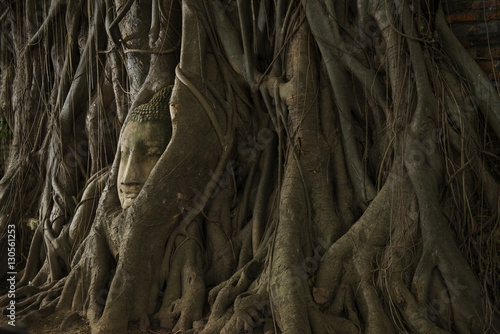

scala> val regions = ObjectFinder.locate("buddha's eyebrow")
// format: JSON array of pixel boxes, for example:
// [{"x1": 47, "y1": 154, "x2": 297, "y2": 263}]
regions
[{"x1": 145, "y1": 142, "x2": 164, "y2": 148}]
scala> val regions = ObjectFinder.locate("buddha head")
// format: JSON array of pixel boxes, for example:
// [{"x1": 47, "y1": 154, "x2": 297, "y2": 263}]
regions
[{"x1": 118, "y1": 87, "x2": 172, "y2": 209}]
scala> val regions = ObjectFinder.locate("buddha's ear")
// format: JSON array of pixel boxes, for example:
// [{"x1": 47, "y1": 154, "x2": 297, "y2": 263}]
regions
[{"x1": 169, "y1": 103, "x2": 179, "y2": 123}]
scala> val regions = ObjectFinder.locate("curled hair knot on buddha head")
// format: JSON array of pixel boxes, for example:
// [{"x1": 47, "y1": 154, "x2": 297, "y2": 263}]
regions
[{"x1": 124, "y1": 86, "x2": 173, "y2": 125}]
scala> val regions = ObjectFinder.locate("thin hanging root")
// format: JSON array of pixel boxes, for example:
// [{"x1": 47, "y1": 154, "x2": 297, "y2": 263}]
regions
[
  {"x1": 435, "y1": 9, "x2": 500, "y2": 140},
  {"x1": 105, "y1": 0, "x2": 134, "y2": 46},
  {"x1": 150, "y1": 0, "x2": 161, "y2": 47},
  {"x1": 27, "y1": 0, "x2": 67, "y2": 46},
  {"x1": 175, "y1": 65, "x2": 226, "y2": 147},
  {"x1": 59, "y1": 0, "x2": 106, "y2": 147},
  {"x1": 445, "y1": 119, "x2": 500, "y2": 216},
  {"x1": 109, "y1": 50, "x2": 127, "y2": 123},
  {"x1": 301, "y1": 0, "x2": 377, "y2": 207}
]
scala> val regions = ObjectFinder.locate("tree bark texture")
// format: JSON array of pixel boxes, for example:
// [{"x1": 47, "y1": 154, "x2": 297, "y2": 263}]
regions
[{"x1": 0, "y1": 0, "x2": 499, "y2": 333}]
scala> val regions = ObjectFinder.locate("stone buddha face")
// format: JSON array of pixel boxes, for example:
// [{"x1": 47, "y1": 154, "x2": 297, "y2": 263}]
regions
[{"x1": 117, "y1": 88, "x2": 172, "y2": 209}]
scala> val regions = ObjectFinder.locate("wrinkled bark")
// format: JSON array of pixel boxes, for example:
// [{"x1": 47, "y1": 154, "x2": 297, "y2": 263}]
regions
[{"x1": 1, "y1": 0, "x2": 499, "y2": 333}]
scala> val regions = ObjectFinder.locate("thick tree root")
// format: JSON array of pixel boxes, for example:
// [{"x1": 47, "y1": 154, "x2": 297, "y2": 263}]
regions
[
  {"x1": 220, "y1": 285, "x2": 270, "y2": 333},
  {"x1": 57, "y1": 229, "x2": 111, "y2": 329},
  {"x1": 314, "y1": 175, "x2": 406, "y2": 333},
  {"x1": 156, "y1": 221, "x2": 205, "y2": 332},
  {"x1": 200, "y1": 257, "x2": 265, "y2": 334}
]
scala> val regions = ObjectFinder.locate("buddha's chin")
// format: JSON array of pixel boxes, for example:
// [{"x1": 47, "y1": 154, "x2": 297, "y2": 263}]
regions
[{"x1": 120, "y1": 196, "x2": 137, "y2": 209}]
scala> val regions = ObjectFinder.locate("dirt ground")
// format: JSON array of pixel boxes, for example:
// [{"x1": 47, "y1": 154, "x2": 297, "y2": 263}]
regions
[
  {"x1": 0, "y1": 312, "x2": 89, "y2": 334},
  {"x1": 0, "y1": 312, "x2": 178, "y2": 334}
]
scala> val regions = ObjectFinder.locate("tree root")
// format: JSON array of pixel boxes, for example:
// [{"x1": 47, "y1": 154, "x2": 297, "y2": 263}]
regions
[
  {"x1": 309, "y1": 305, "x2": 360, "y2": 334},
  {"x1": 200, "y1": 257, "x2": 265, "y2": 334},
  {"x1": 1, "y1": 282, "x2": 64, "y2": 329},
  {"x1": 410, "y1": 238, "x2": 485, "y2": 333},
  {"x1": 390, "y1": 279, "x2": 450, "y2": 334},
  {"x1": 0, "y1": 279, "x2": 64, "y2": 324},
  {"x1": 57, "y1": 230, "x2": 111, "y2": 328},
  {"x1": 205, "y1": 186, "x2": 237, "y2": 286},
  {"x1": 435, "y1": 9, "x2": 500, "y2": 140},
  {"x1": 378, "y1": 192, "x2": 452, "y2": 334},
  {"x1": 314, "y1": 175, "x2": 406, "y2": 333},
  {"x1": 18, "y1": 298, "x2": 60, "y2": 326},
  {"x1": 220, "y1": 285, "x2": 270, "y2": 333},
  {"x1": 156, "y1": 221, "x2": 205, "y2": 332}
]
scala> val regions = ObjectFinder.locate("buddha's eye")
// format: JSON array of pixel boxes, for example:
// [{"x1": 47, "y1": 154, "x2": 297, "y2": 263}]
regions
[{"x1": 146, "y1": 148, "x2": 162, "y2": 157}]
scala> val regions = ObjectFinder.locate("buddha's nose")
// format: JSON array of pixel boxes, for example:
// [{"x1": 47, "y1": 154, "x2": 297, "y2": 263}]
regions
[{"x1": 121, "y1": 150, "x2": 141, "y2": 185}]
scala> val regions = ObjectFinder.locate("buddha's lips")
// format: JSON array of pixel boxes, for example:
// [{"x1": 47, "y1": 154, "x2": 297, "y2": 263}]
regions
[{"x1": 120, "y1": 184, "x2": 142, "y2": 194}]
